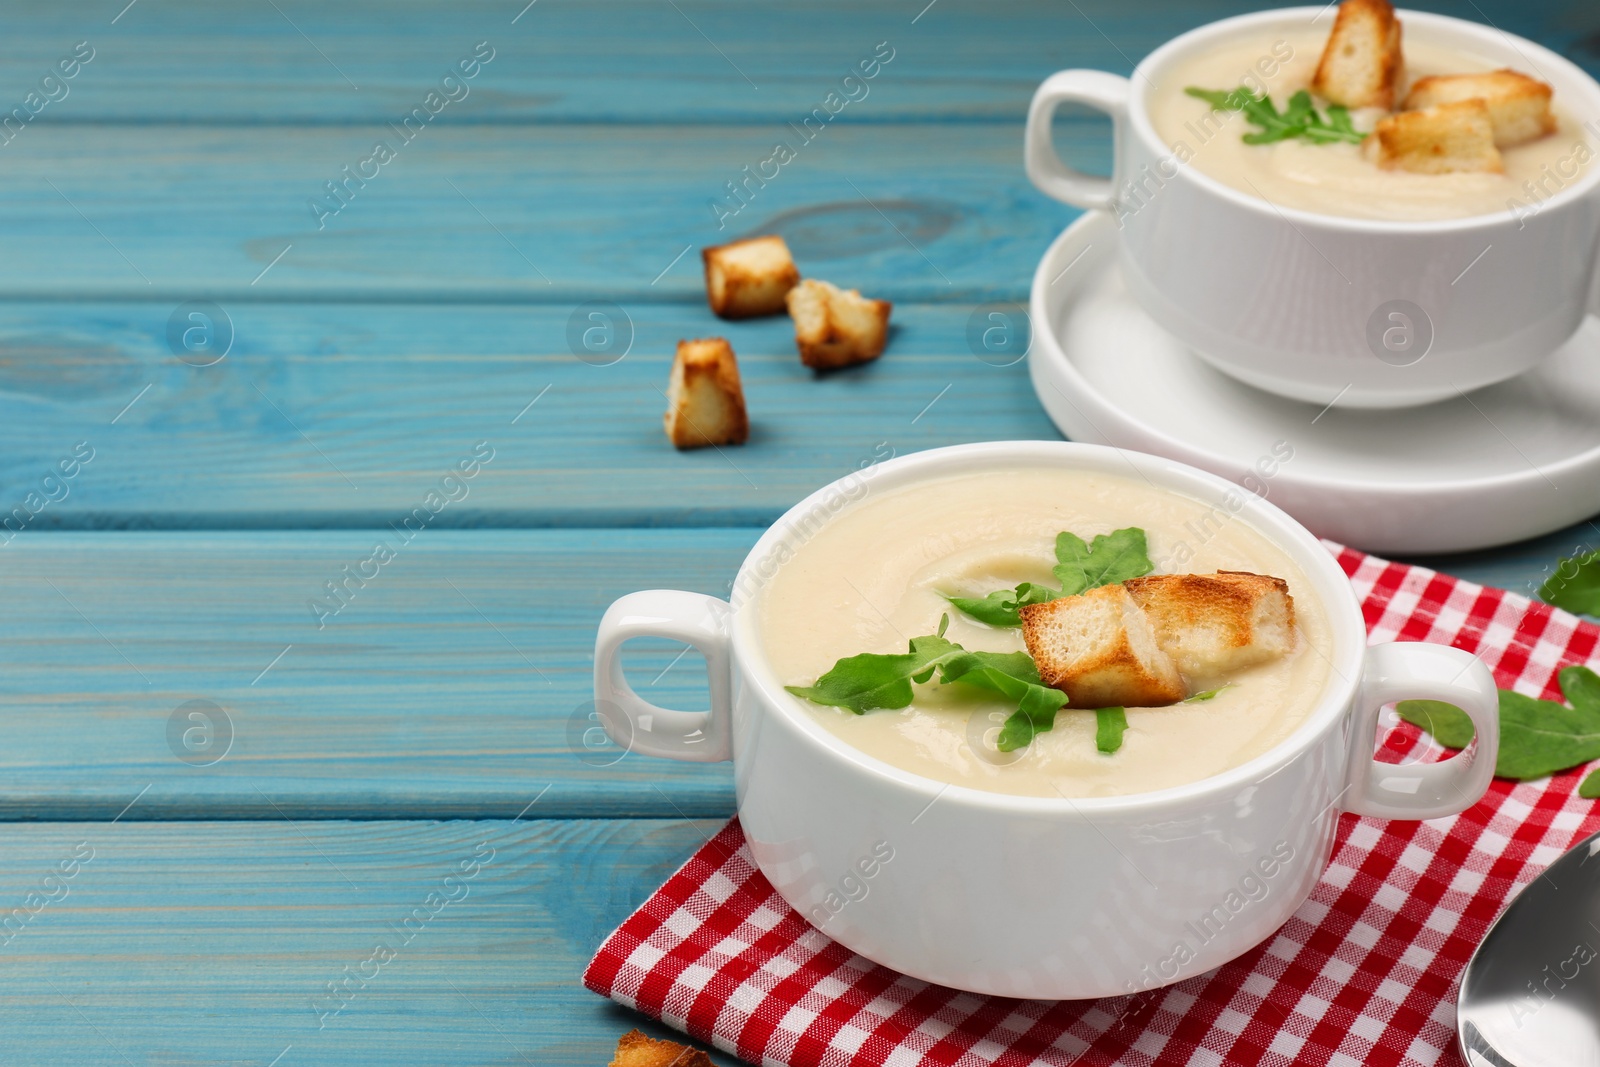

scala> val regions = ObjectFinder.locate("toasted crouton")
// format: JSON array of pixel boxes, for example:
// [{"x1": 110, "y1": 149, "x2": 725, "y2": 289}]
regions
[
  {"x1": 1019, "y1": 584, "x2": 1185, "y2": 708},
  {"x1": 611, "y1": 1028, "x2": 714, "y2": 1067},
  {"x1": 702, "y1": 235, "x2": 799, "y2": 319},
  {"x1": 1124, "y1": 571, "x2": 1296, "y2": 681},
  {"x1": 786, "y1": 278, "x2": 892, "y2": 370},
  {"x1": 1403, "y1": 69, "x2": 1557, "y2": 147},
  {"x1": 1365, "y1": 99, "x2": 1504, "y2": 173},
  {"x1": 1311, "y1": 0, "x2": 1404, "y2": 109},
  {"x1": 663, "y1": 337, "x2": 749, "y2": 449}
]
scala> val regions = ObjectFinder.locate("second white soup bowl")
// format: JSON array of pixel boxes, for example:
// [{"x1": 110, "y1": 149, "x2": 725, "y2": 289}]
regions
[{"x1": 1024, "y1": 7, "x2": 1600, "y2": 409}]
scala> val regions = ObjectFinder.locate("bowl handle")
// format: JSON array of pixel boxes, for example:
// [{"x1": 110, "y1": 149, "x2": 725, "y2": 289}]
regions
[
  {"x1": 1342, "y1": 642, "x2": 1500, "y2": 820},
  {"x1": 1024, "y1": 69, "x2": 1130, "y2": 211},
  {"x1": 593, "y1": 590, "x2": 733, "y2": 762}
]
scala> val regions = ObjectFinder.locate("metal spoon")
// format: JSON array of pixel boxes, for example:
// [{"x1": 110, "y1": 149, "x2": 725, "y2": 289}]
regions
[{"x1": 1458, "y1": 827, "x2": 1600, "y2": 1067}]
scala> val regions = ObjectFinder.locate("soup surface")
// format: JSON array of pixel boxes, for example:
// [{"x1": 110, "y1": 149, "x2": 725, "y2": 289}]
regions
[
  {"x1": 1146, "y1": 29, "x2": 1593, "y2": 220},
  {"x1": 757, "y1": 468, "x2": 1333, "y2": 799}
]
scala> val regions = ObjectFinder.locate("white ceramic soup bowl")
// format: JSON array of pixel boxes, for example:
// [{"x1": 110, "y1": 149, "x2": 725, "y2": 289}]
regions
[
  {"x1": 593, "y1": 442, "x2": 1499, "y2": 999},
  {"x1": 1024, "y1": 7, "x2": 1600, "y2": 409}
]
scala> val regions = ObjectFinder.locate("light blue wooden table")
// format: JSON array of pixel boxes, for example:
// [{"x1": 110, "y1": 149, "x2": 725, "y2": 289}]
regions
[{"x1": 2, "y1": 1, "x2": 1595, "y2": 1063}]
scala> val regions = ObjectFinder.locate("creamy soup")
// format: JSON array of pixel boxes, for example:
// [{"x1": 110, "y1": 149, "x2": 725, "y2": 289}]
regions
[
  {"x1": 757, "y1": 469, "x2": 1332, "y2": 799},
  {"x1": 1147, "y1": 29, "x2": 1594, "y2": 221}
]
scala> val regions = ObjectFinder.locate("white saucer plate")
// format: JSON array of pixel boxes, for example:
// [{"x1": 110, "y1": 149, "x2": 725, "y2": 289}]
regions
[{"x1": 1028, "y1": 211, "x2": 1600, "y2": 556}]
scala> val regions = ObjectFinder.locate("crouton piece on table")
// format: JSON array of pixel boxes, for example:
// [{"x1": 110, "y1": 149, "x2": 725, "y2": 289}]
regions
[
  {"x1": 702, "y1": 235, "x2": 799, "y2": 319},
  {"x1": 611, "y1": 1028, "x2": 714, "y2": 1067},
  {"x1": 786, "y1": 278, "x2": 892, "y2": 370},
  {"x1": 664, "y1": 337, "x2": 749, "y2": 449}
]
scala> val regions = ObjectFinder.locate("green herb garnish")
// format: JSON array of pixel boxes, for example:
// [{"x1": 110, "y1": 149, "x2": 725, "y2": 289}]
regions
[
  {"x1": 1539, "y1": 548, "x2": 1600, "y2": 616},
  {"x1": 1095, "y1": 707, "x2": 1129, "y2": 753},
  {"x1": 935, "y1": 649, "x2": 1069, "y2": 752},
  {"x1": 1397, "y1": 666, "x2": 1600, "y2": 781},
  {"x1": 948, "y1": 527, "x2": 1154, "y2": 627},
  {"x1": 1184, "y1": 685, "x2": 1232, "y2": 703},
  {"x1": 786, "y1": 617, "x2": 1070, "y2": 753},
  {"x1": 946, "y1": 582, "x2": 1059, "y2": 629},
  {"x1": 955, "y1": 655, "x2": 1066, "y2": 750},
  {"x1": 793, "y1": 527, "x2": 1162, "y2": 756},
  {"x1": 1394, "y1": 699, "x2": 1476, "y2": 749},
  {"x1": 784, "y1": 616, "x2": 961, "y2": 714},
  {"x1": 1052, "y1": 528, "x2": 1154, "y2": 596},
  {"x1": 1185, "y1": 86, "x2": 1364, "y2": 145}
]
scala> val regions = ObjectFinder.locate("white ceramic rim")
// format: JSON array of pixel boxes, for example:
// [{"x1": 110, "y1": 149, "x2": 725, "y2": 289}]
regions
[
  {"x1": 1125, "y1": 6, "x2": 1600, "y2": 232},
  {"x1": 1030, "y1": 211, "x2": 1600, "y2": 499},
  {"x1": 728, "y1": 441, "x2": 1368, "y2": 816}
]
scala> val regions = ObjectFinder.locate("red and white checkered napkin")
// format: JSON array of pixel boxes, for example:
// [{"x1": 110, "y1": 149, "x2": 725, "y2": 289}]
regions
[{"x1": 585, "y1": 544, "x2": 1600, "y2": 1067}]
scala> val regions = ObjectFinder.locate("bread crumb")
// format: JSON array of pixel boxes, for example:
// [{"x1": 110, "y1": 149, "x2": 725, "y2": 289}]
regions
[
  {"x1": 1124, "y1": 571, "x2": 1296, "y2": 683},
  {"x1": 664, "y1": 337, "x2": 749, "y2": 449},
  {"x1": 1366, "y1": 99, "x2": 1504, "y2": 174},
  {"x1": 1019, "y1": 584, "x2": 1185, "y2": 708},
  {"x1": 1403, "y1": 69, "x2": 1557, "y2": 147},
  {"x1": 611, "y1": 1028, "x2": 714, "y2": 1067},
  {"x1": 1311, "y1": 0, "x2": 1404, "y2": 109},
  {"x1": 702, "y1": 235, "x2": 799, "y2": 319},
  {"x1": 786, "y1": 278, "x2": 892, "y2": 370}
]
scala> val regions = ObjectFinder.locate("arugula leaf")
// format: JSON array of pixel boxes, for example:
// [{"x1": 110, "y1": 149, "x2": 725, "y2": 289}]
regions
[
  {"x1": 947, "y1": 526, "x2": 1151, "y2": 627},
  {"x1": 1281, "y1": 89, "x2": 1313, "y2": 127},
  {"x1": 946, "y1": 589, "x2": 1020, "y2": 627},
  {"x1": 1006, "y1": 580, "x2": 1062, "y2": 611},
  {"x1": 994, "y1": 696, "x2": 1067, "y2": 753},
  {"x1": 1397, "y1": 667, "x2": 1600, "y2": 781},
  {"x1": 1241, "y1": 90, "x2": 1336, "y2": 145},
  {"x1": 1095, "y1": 707, "x2": 1129, "y2": 753},
  {"x1": 1184, "y1": 685, "x2": 1232, "y2": 703},
  {"x1": 1498, "y1": 688, "x2": 1600, "y2": 780},
  {"x1": 788, "y1": 619, "x2": 1072, "y2": 755},
  {"x1": 940, "y1": 650, "x2": 1069, "y2": 753},
  {"x1": 1185, "y1": 85, "x2": 1366, "y2": 146},
  {"x1": 1183, "y1": 86, "x2": 1252, "y2": 110},
  {"x1": 1581, "y1": 768, "x2": 1600, "y2": 799},
  {"x1": 785, "y1": 628, "x2": 962, "y2": 713},
  {"x1": 1325, "y1": 104, "x2": 1358, "y2": 138},
  {"x1": 907, "y1": 632, "x2": 962, "y2": 683},
  {"x1": 940, "y1": 648, "x2": 1044, "y2": 689},
  {"x1": 1396, "y1": 699, "x2": 1476, "y2": 749},
  {"x1": 1052, "y1": 528, "x2": 1154, "y2": 597},
  {"x1": 946, "y1": 582, "x2": 1060, "y2": 628},
  {"x1": 1561, "y1": 664, "x2": 1600, "y2": 712},
  {"x1": 1540, "y1": 548, "x2": 1600, "y2": 616}
]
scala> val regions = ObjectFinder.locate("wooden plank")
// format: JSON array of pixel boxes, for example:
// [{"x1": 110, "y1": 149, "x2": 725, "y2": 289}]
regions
[
  {"x1": 0, "y1": 302, "x2": 1058, "y2": 528},
  {"x1": 0, "y1": 123, "x2": 1076, "y2": 302},
  {"x1": 0, "y1": 523, "x2": 1576, "y2": 822},
  {"x1": 0, "y1": 817, "x2": 737, "y2": 1066},
  {"x1": 3, "y1": 0, "x2": 1591, "y2": 124},
  {"x1": 0, "y1": 530, "x2": 756, "y2": 819}
]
